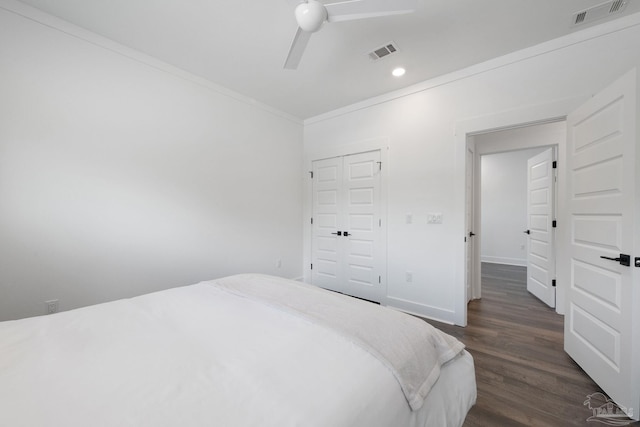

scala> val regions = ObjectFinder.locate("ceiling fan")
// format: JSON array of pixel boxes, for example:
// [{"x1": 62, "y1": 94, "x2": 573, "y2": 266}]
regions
[{"x1": 283, "y1": 0, "x2": 418, "y2": 69}]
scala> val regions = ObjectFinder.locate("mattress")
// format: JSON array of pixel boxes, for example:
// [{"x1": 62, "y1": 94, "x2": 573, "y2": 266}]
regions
[{"x1": 0, "y1": 274, "x2": 476, "y2": 427}]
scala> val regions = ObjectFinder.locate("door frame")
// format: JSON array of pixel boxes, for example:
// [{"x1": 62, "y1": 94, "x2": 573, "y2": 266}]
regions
[
  {"x1": 472, "y1": 143, "x2": 559, "y2": 305},
  {"x1": 302, "y1": 137, "x2": 389, "y2": 302},
  {"x1": 453, "y1": 97, "x2": 586, "y2": 325}
]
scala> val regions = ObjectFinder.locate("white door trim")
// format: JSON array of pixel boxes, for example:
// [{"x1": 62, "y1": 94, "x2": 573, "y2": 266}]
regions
[
  {"x1": 302, "y1": 138, "x2": 389, "y2": 303},
  {"x1": 465, "y1": 143, "x2": 478, "y2": 302},
  {"x1": 453, "y1": 97, "x2": 584, "y2": 325}
]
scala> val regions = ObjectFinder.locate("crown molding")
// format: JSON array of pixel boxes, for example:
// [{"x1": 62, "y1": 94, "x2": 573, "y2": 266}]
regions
[
  {"x1": 0, "y1": 0, "x2": 302, "y2": 125},
  {"x1": 305, "y1": 10, "x2": 640, "y2": 126}
]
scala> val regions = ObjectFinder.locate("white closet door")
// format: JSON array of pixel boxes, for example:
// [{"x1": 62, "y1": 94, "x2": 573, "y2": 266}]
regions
[
  {"x1": 311, "y1": 150, "x2": 383, "y2": 302},
  {"x1": 343, "y1": 151, "x2": 383, "y2": 302},
  {"x1": 311, "y1": 156, "x2": 343, "y2": 293}
]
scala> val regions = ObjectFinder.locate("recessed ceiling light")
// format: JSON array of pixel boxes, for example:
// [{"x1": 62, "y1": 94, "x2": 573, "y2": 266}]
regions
[{"x1": 392, "y1": 67, "x2": 406, "y2": 77}]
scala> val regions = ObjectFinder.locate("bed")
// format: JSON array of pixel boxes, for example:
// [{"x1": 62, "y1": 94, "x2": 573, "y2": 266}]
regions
[{"x1": 0, "y1": 274, "x2": 476, "y2": 427}]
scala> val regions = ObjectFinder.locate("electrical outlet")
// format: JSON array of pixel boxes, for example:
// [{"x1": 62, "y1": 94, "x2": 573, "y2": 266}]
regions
[
  {"x1": 276, "y1": 259, "x2": 282, "y2": 268},
  {"x1": 406, "y1": 271, "x2": 413, "y2": 283},
  {"x1": 406, "y1": 213, "x2": 413, "y2": 224},
  {"x1": 45, "y1": 299, "x2": 59, "y2": 314}
]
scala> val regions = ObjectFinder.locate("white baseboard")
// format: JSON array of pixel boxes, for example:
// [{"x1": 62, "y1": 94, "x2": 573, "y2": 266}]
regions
[{"x1": 481, "y1": 256, "x2": 526, "y2": 267}]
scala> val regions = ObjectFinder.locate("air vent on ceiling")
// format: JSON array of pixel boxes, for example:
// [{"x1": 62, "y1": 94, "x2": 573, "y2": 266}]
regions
[
  {"x1": 367, "y1": 42, "x2": 399, "y2": 61},
  {"x1": 571, "y1": 0, "x2": 628, "y2": 27}
]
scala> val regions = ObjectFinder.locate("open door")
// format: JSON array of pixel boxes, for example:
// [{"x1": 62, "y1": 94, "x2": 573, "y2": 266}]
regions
[
  {"x1": 564, "y1": 69, "x2": 639, "y2": 420},
  {"x1": 525, "y1": 147, "x2": 556, "y2": 307}
]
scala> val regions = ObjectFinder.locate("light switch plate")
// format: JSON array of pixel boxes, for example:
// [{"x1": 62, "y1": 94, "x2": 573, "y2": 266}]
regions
[{"x1": 427, "y1": 213, "x2": 443, "y2": 224}]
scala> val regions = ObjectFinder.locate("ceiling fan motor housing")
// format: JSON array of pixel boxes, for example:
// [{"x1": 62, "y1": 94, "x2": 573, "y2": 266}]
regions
[{"x1": 295, "y1": 0, "x2": 327, "y2": 32}]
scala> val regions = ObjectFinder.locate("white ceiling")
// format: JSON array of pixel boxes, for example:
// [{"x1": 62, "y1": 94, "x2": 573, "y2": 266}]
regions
[{"x1": 15, "y1": 0, "x2": 640, "y2": 119}]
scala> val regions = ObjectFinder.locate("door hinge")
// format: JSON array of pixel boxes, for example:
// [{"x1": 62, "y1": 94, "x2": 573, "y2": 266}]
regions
[
  {"x1": 379, "y1": 219, "x2": 382, "y2": 227},
  {"x1": 552, "y1": 161, "x2": 557, "y2": 169},
  {"x1": 309, "y1": 171, "x2": 313, "y2": 178},
  {"x1": 377, "y1": 161, "x2": 382, "y2": 171},
  {"x1": 311, "y1": 217, "x2": 313, "y2": 225},
  {"x1": 378, "y1": 276, "x2": 381, "y2": 284},
  {"x1": 552, "y1": 279, "x2": 556, "y2": 287},
  {"x1": 310, "y1": 263, "x2": 313, "y2": 270},
  {"x1": 552, "y1": 220, "x2": 557, "y2": 228}
]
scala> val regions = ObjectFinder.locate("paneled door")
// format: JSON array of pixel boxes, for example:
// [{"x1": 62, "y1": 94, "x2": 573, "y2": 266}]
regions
[
  {"x1": 564, "y1": 69, "x2": 639, "y2": 420},
  {"x1": 310, "y1": 156, "x2": 343, "y2": 294},
  {"x1": 525, "y1": 147, "x2": 556, "y2": 308},
  {"x1": 311, "y1": 150, "x2": 384, "y2": 302}
]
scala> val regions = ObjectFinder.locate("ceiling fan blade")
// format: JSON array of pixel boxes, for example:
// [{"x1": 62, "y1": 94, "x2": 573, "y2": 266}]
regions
[
  {"x1": 325, "y1": 0, "x2": 417, "y2": 23},
  {"x1": 284, "y1": 27, "x2": 312, "y2": 70}
]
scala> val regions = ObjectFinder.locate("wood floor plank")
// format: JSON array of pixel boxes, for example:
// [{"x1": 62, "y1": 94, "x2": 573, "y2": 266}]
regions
[{"x1": 424, "y1": 263, "x2": 639, "y2": 426}]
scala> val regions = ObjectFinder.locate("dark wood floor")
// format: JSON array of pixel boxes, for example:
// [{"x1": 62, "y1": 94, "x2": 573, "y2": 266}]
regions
[{"x1": 425, "y1": 263, "x2": 639, "y2": 427}]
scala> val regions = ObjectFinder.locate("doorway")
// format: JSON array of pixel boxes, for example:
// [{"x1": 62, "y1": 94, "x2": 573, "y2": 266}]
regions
[
  {"x1": 310, "y1": 150, "x2": 384, "y2": 303},
  {"x1": 456, "y1": 71, "x2": 639, "y2": 419},
  {"x1": 480, "y1": 146, "x2": 557, "y2": 307},
  {"x1": 467, "y1": 121, "x2": 565, "y2": 309}
]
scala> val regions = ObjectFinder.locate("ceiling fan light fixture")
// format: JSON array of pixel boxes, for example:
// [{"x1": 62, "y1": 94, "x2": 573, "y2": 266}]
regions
[
  {"x1": 392, "y1": 67, "x2": 406, "y2": 77},
  {"x1": 295, "y1": 0, "x2": 327, "y2": 33}
]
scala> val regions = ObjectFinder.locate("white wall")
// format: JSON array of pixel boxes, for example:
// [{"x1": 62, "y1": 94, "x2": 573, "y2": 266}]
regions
[
  {"x1": 0, "y1": 5, "x2": 303, "y2": 321},
  {"x1": 303, "y1": 14, "x2": 640, "y2": 324},
  {"x1": 481, "y1": 147, "x2": 546, "y2": 266},
  {"x1": 476, "y1": 121, "x2": 566, "y2": 267}
]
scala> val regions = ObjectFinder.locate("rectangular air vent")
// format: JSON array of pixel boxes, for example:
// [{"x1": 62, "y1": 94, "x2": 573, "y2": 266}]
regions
[
  {"x1": 367, "y1": 42, "x2": 399, "y2": 61},
  {"x1": 572, "y1": 0, "x2": 628, "y2": 27}
]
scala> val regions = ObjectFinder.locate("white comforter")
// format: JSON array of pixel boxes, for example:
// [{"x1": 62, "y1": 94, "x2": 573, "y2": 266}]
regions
[
  {"x1": 213, "y1": 274, "x2": 465, "y2": 410},
  {"x1": 0, "y1": 275, "x2": 473, "y2": 427}
]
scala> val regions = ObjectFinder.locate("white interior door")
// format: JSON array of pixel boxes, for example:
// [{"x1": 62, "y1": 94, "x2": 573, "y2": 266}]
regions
[
  {"x1": 526, "y1": 147, "x2": 556, "y2": 307},
  {"x1": 311, "y1": 151, "x2": 384, "y2": 302},
  {"x1": 311, "y1": 156, "x2": 343, "y2": 293},
  {"x1": 564, "y1": 69, "x2": 638, "y2": 420},
  {"x1": 343, "y1": 151, "x2": 383, "y2": 302}
]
